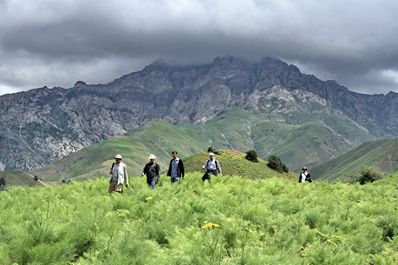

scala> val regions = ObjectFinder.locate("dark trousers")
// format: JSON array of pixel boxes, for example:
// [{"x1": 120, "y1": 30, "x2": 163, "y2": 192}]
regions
[{"x1": 202, "y1": 170, "x2": 218, "y2": 182}]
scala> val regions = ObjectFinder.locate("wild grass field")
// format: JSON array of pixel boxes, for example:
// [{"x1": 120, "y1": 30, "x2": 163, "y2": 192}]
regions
[{"x1": 1, "y1": 171, "x2": 398, "y2": 265}]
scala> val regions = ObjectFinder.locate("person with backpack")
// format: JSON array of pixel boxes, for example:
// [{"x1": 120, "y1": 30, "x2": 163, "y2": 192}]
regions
[
  {"x1": 109, "y1": 154, "x2": 129, "y2": 194},
  {"x1": 167, "y1": 151, "x2": 185, "y2": 183},
  {"x1": 142, "y1": 154, "x2": 161, "y2": 190},
  {"x1": 202, "y1": 152, "x2": 222, "y2": 182},
  {"x1": 298, "y1": 167, "x2": 312, "y2": 183}
]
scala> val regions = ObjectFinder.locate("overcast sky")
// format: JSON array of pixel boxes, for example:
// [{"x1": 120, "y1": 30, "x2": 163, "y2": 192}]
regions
[{"x1": 1, "y1": 0, "x2": 398, "y2": 95}]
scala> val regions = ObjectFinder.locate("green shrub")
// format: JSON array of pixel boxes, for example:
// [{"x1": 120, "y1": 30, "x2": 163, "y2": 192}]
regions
[
  {"x1": 358, "y1": 166, "x2": 384, "y2": 185},
  {"x1": 207, "y1": 147, "x2": 220, "y2": 155},
  {"x1": 267, "y1": 155, "x2": 289, "y2": 173},
  {"x1": 245, "y1": 150, "x2": 259, "y2": 162}
]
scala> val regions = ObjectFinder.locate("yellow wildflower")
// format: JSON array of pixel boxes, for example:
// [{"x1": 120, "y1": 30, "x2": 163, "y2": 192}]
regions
[{"x1": 201, "y1": 221, "x2": 221, "y2": 229}]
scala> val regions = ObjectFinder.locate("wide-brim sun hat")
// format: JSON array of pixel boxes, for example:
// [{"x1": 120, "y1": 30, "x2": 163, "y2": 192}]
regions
[
  {"x1": 148, "y1": 154, "x2": 157, "y2": 160},
  {"x1": 114, "y1": 154, "x2": 122, "y2": 159}
]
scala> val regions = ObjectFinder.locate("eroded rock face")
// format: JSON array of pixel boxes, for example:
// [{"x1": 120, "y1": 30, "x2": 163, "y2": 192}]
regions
[{"x1": 0, "y1": 56, "x2": 397, "y2": 170}]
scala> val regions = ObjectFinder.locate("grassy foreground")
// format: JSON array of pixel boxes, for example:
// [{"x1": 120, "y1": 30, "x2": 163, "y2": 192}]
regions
[{"x1": 1, "y1": 173, "x2": 398, "y2": 265}]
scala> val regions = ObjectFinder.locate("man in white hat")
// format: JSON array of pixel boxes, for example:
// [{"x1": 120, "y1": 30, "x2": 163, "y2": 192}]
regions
[
  {"x1": 202, "y1": 152, "x2": 222, "y2": 182},
  {"x1": 109, "y1": 154, "x2": 129, "y2": 194},
  {"x1": 142, "y1": 154, "x2": 160, "y2": 190}
]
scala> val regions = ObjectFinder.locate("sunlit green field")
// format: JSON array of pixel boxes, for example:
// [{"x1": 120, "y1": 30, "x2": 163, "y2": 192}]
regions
[{"x1": 1, "y1": 172, "x2": 398, "y2": 265}]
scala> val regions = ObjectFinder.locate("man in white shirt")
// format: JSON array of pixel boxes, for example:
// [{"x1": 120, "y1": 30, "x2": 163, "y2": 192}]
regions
[
  {"x1": 299, "y1": 167, "x2": 312, "y2": 183},
  {"x1": 109, "y1": 154, "x2": 129, "y2": 194},
  {"x1": 202, "y1": 152, "x2": 222, "y2": 182}
]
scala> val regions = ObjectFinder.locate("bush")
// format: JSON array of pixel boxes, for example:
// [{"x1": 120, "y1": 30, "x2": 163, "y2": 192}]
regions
[
  {"x1": 267, "y1": 155, "x2": 289, "y2": 173},
  {"x1": 357, "y1": 166, "x2": 384, "y2": 185},
  {"x1": 0, "y1": 176, "x2": 5, "y2": 186},
  {"x1": 207, "y1": 147, "x2": 220, "y2": 155},
  {"x1": 245, "y1": 150, "x2": 259, "y2": 162}
]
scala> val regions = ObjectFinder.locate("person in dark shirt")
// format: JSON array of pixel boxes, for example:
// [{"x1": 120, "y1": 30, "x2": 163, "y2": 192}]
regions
[
  {"x1": 142, "y1": 154, "x2": 160, "y2": 190},
  {"x1": 167, "y1": 151, "x2": 185, "y2": 183}
]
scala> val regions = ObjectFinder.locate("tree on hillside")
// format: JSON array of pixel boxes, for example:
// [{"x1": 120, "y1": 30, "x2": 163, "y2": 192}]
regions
[
  {"x1": 357, "y1": 166, "x2": 384, "y2": 185},
  {"x1": 245, "y1": 150, "x2": 259, "y2": 162},
  {"x1": 267, "y1": 155, "x2": 289, "y2": 173},
  {"x1": 207, "y1": 147, "x2": 220, "y2": 155},
  {"x1": 0, "y1": 176, "x2": 5, "y2": 191}
]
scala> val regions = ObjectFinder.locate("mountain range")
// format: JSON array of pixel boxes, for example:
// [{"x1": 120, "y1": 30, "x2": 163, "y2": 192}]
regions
[{"x1": 0, "y1": 56, "x2": 397, "y2": 171}]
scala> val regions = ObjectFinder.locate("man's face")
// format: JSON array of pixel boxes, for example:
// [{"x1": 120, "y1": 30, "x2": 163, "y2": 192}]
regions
[
  {"x1": 209, "y1": 155, "x2": 214, "y2": 160},
  {"x1": 115, "y1": 158, "x2": 121, "y2": 164},
  {"x1": 150, "y1": 159, "x2": 155, "y2": 163},
  {"x1": 172, "y1": 152, "x2": 177, "y2": 159}
]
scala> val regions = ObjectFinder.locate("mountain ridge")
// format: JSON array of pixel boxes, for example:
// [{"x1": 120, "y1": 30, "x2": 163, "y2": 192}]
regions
[{"x1": 0, "y1": 56, "x2": 396, "y2": 170}]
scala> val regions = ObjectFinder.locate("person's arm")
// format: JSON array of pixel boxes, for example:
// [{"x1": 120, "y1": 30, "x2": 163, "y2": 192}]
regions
[
  {"x1": 202, "y1": 160, "x2": 208, "y2": 169},
  {"x1": 142, "y1": 164, "x2": 147, "y2": 176},
  {"x1": 124, "y1": 165, "x2": 129, "y2": 187},
  {"x1": 167, "y1": 160, "x2": 172, "y2": 176},
  {"x1": 180, "y1": 160, "x2": 185, "y2": 178},
  {"x1": 156, "y1": 164, "x2": 161, "y2": 177},
  {"x1": 109, "y1": 163, "x2": 115, "y2": 180},
  {"x1": 217, "y1": 161, "x2": 222, "y2": 174},
  {"x1": 117, "y1": 167, "x2": 123, "y2": 185}
]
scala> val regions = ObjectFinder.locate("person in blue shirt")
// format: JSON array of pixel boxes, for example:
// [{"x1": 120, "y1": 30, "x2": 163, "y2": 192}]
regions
[{"x1": 167, "y1": 151, "x2": 185, "y2": 183}]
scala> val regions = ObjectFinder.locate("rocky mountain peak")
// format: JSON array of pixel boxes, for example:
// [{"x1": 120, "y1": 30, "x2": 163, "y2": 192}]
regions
[
  {"x1": 74, "y1": 81, "x2": 87, "y2": 87},
  {"x1": 0, "y1": 56, "x2": 396, "y2": 170}
]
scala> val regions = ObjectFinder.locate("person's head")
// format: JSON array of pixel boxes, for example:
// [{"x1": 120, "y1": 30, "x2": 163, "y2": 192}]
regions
[
  {"x1": 302, "y1": 167, "x2": 308, "y2": 171},
  {"x1": 208, "y1": 152, "x2": 215, "y2": 160},
  {"x1": 171, "y1": 151, "x2": 178, "y2": 159},
  {"x1": 114, "y1": 154, "x2": 122, "y2": 164},
  {"x1": 149, "y1": 154, "x2": 156, "y2": 163}
]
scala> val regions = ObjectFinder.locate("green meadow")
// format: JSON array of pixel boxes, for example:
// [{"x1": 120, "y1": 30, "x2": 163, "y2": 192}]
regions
[{"x1": 1, "y1": 170, "x2": 398, "y2": 264}]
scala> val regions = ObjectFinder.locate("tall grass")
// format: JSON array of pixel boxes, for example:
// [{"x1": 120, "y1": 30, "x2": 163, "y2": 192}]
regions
[{"x1": 1, "y1": 172, "x2": 398, "y2": 264}]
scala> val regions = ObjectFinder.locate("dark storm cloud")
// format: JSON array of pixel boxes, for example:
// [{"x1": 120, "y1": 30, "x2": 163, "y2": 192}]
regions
[{"x1": 0, "y1": 0, "x2": 398, "y2": 95}]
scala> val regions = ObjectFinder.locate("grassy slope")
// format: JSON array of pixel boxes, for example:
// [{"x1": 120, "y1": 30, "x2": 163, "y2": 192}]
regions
[
  {"x1": 312, "y1": 138, "x2": 398, "y2": 181},
  {"x1": 33, "y1": 107, "x2": 372, "y2": 181},
  {"x1": 1, "y1": 171, "x2": 398, "y2": 264},
  {"x1": 0, "y1": 171, "x2": 42, "y2": 187},
  {"x1": 183, "y1": 150, "x2": 296, "y2": 181}
]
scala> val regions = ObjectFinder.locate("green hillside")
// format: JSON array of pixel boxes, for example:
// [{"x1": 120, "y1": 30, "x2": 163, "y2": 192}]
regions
[
  {"x1": 1, "y1": 171, "x2": 398, "y2": 264},
  {"x1": 183, "y1": 150, "x2": 296, "y2": 180},
  {"x1": 312, "y1": 138, "x2": 398, "y2": 182},
  {"x1": 33, "y1": 107, "x2": 372, "y2": 181},
  {"x1": 0, "y1": 171, "x2": 44, "y2": 187}
]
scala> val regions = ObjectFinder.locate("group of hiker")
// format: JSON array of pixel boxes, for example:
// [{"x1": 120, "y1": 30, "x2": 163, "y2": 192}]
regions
[
  {"x1": 108, "y1": 150, "x2": 311, "y2": 194},
  {"x1": 108, "y1": 151, "x2": 222, "y2": 194}
]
